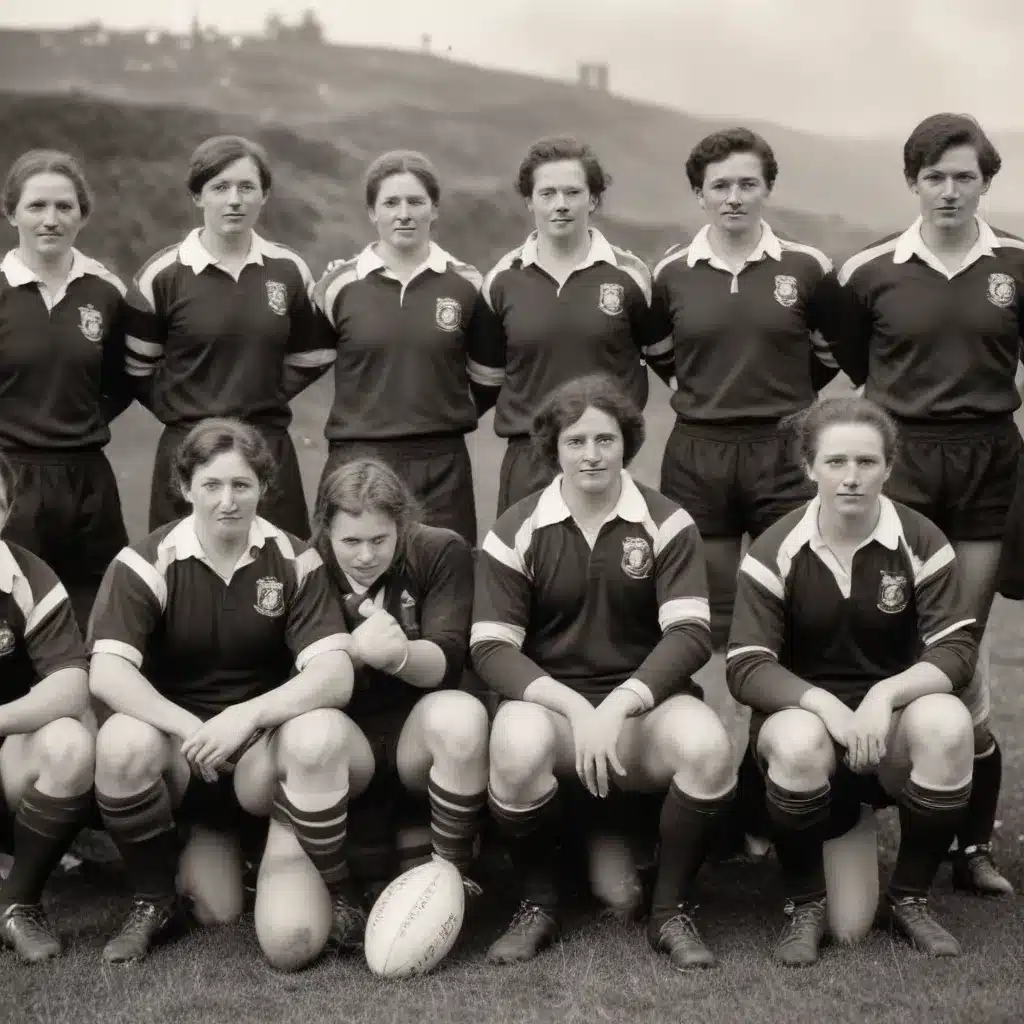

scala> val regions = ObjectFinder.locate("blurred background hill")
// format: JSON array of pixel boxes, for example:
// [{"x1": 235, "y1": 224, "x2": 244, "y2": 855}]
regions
[{"x1": 0, "y1": 22, "x2": 1021, "y2": 279}]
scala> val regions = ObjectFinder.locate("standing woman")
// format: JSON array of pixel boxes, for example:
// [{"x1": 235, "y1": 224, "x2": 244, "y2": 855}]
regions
[
  {"x1": 830, "y1": 113, "x2": 1022, "y2": 896},
  {"x1": 125, "y1": 135, "x2": 333, "y2": 538},
  {"x1": 312, "y1": 150, "x2": 501, "y2": 546},
  {"x1": 0, "y1": 149, "x2": 133, "y2": 628},
  {"x1": 483, "y1": 137, "x2": 656, "y2": 514}
]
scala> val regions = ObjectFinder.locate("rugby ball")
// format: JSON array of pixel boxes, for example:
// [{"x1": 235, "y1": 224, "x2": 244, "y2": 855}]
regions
[{"x1": 364, "y1": 859, "x2": 465, "y2": 978}]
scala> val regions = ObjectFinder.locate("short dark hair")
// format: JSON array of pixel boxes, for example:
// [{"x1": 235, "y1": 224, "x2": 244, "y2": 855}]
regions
[
  {"x1": 2, "y1": 149, "x2": 94, "y2": 219},
  {"x1": 531, "y1": 374, "x2": 646, "y2": 470},
  {"x1": 171, "y1": 418, "x2": 277, "y2": 494},
  {"x1": 312, "y1": 458, "x2": 421, "y2": 549},
  {"x1": 187, "y1": 135, "x2": 272, "y2": 195},
  {"x1": 781, "y1": 396, "x2": 900, "y2": 467},
  {"x1": 903, "y1": 113, "x2": 1001, "y2": 183},
  {"x1": 364, "y1": 150, "x2": 441, "y2": 208},
  {"x1": 0, "y1": 450, "x2": 18, "y2": 514},
  {"x1": 515, "y1": 136, "x2": 611, "y2": 203},
  {"x1": 685, "y1": 128, "x2": 778, "y2": 192}
]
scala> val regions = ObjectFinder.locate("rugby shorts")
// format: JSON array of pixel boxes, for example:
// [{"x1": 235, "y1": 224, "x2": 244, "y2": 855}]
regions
[{"x1": 496, "y1": 437, "x2": 557, "y2": 518}]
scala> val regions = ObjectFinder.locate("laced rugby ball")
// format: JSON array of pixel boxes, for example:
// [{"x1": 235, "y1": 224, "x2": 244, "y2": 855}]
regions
[{"x1": 364, "y1": 859, "x2": 465, "y2": 978}]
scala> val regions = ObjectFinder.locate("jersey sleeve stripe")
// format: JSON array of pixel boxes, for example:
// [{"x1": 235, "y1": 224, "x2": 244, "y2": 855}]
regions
[
  {"x1": 270, "y1": 531, "x2": 296, "y2": 561},
  {"x1": 726, "y1": 644, "x2": 779, "y2": 661},
  {"x1": 294, "y1": 632, "x2": 349, "y2": 672},
  {"x1": 450, "y1": 261, "x2": 484, "y2": 289},
  {"x1": 923, "y1": 617, "x2": 976, "y2": 647},
  {"x1": 467, "y1": 358, "x2": 506, "y2": 387},
  {"x1": 470, "y1": 621, "x2": 526, "y2": 648},
  {"x1": 614, "y1": 256, "x2": 653, "y2": 304},
  {"x1": 135, "y1": 246, "x2": 179, "y2": 310},
  {"x1": 777, "y1": 238, "x2": 833, "y2": 274},
  {"x1": 653, "y1": 246, "x2": 688, "y2": 278},
  {"x1": 93, "y1": 638, "x2": 144, "y2": 668},
  {"x1": 88, "y1": 262, "x2": 129, "y2": 298},
  {"x1": 616, "y1": 678, "x2": 654, "y2": 712},
  {"x1": 659, "y1": 597, "x2": 711, "y2": 630},
  {"x1": 284, "y1": 349, "x2": 337, "y2": 369},
  {"x1": 315, "y1": 266, "x2": 359, "y2": 327},
  {"x1": 481, "y1": 531, "x2": 527, "y2": 577},
  {"x1": 913, "y1": 545, "x2": 955, "y2": 586},
  {"x1": 293, "y1": 547, "x2": 324, "y2": 589},
  {"x1": 10, "y1": 575, "x2": 33, "y2": 622},
  {"x1": 810, "y1": 330, "x2": 839, "y2": 368},
  {"x1": 117, "y1": 548, "x2": 168, "y2": 609},
  {"x1": 643, "y1": 335, "x2": 674, "y2": 358},
  {"x1": 652, "y1": 508, "x2": 696, "y2": 557},
  {"x1": 482, "y1": 247, "x2": 521, "y2": 309},
  {"x1": 24, "y1": 582, "x2": 70, "y2": 637},
  {"x1": 739, "y1": 554, "x2": 785, "y2": 600},
  {"x1": 837, "y1": 238, "x2": 899, "y2": 286},
  {"x1": 260, "y1": 241, "x2": 316, "y2": 293}
]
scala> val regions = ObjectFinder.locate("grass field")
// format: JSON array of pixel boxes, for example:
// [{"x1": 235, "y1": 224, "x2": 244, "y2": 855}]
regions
[{"x1": 5, "y1": 376, "x2": 1024, "y2": 1024}]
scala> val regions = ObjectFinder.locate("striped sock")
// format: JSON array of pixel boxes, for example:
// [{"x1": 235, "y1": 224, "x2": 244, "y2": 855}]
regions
[
  {"x1": 427, "y1": 771, "x2": 486, "y2": 874},
  {"x1": 0, "y1": 786, "x2": 93, "y2": 906},
  {"x1": 272, "y1": 783, "x2": 350, "y2": 894},
  {"x1": 489, "y1": 784, "x2": 562, "y2": 910}
]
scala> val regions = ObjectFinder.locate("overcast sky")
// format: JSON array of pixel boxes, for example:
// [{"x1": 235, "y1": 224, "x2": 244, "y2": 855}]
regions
[{"x1": 1, "y1": 0, "x2": 1019, "y2": 137}]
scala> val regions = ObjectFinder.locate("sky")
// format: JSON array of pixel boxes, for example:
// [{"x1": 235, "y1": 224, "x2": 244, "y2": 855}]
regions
[{"x1": 1, "y1": 0, "x2": 1020, "y2": 137}]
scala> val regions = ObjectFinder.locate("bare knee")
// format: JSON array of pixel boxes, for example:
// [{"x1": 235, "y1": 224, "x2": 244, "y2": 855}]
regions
[
  {"x1": 489, "y1": 702, "x2": 556, "y2": 792},
  {"x1": 421, "y1": 691, "x2": 489, "y2": 765},
  {"x1": 902, "y1": 694, "x2": 973, "y2": 778},
  {"x1": 660, "y1": 710, "x2": 734, "y2": 792},
  {"x1": 178, "y1": 829, "x2": 244, "y2": 927},
  {"x1": 35, "y1": 718, "x2": 95, "y2": 790},
  {"x1": 760, "y1": 711, "x2": 835, "y2": 788},
  {"x1": 95, "y1": 714, "x2": 167, "y2": 788},
  {"x1": 276, "y1": 709, "x2": 350, "y2": 775},
  {"x1": 255, "y1": 854, "x2": 331, "y2": 972}
]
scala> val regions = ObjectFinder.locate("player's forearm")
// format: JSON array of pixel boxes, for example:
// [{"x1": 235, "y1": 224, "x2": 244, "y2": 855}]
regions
[
  {"x1": 727, "y1": 652, "x2": 813, "y2": 712},
  {"x1": 0, "y1": 667, "x2": 89, "y2": 736},
  {"x1": 471, "y1": 640, "x2": 552, "y2": 702},
  {"x1": 631, "y1": 623, "x2": 712, "y2": 709},
  {"x1": 522, "y1": 675, "x2": 595, "y2": 721},
  {"x1": 89, "y1": 653, "x2": 201, "y2": 740},
  {"x1": 799, "y1": 686, "x2": 853, "y2": 720},
  {"x1": 867, "y1": 663, "x2": 953, "y2": 709},
  {"x1": 395, "y1": 639, "x2": 448, "y2": 689},
  {"x1": 246, "y1": 651, "x2": 354, "y2": 728}
]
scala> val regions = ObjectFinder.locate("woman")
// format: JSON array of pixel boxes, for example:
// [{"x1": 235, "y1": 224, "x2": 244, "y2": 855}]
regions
[
  {"x1": 646, "y1": 127, "x2": 839, "y2": 728},
  {"x1": 727, "y1": 396, "x2": 978, "y2": 965},
  {"x1": 0, "y1": 149, "x2": 133, "y2": 628},
  {"x1": 482, "y1": 137, "x2": 656, "y2": 514},
  {"x1": 311, "y1": 458, "x2": 489, "y2": 917},
  {"x1": 312, "y1": 150, "x2": 499, "y2": 546},
  {"x1": 124, "y1": 135, "x2": 331, "y2": 538},
  {"x1": 0, "y1": 451, "x2": 95, "y2": 963},
  {"x1": 88, "y1": 419, "x2": 356, "y2": 970},
  {"x1": 472, "y1": 374, "x2": 735, "y2": 971},
  {"x1": 830, "y1": 113, "x2": 1021, "y2": 896}
]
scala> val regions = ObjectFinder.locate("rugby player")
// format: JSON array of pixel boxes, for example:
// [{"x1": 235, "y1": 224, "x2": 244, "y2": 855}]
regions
[
  {"x1": 482, "y1": 138, "x2": 656, "y2": 514},
  {"x1": 124, "y1": 135, "x2": 332, "y2": 538},
  {"x1": 645, "y1": 128, "x2": 839, "y2": 733},
  {"x1": 311, "y1": 458, "x2": 488, "y2": 925},
  {"x1": 728, "y1": 396, "x2": 978, "y2": 964},
  {"x1": 472, "y1": 374, "x2": 736, "y2": 970},
  {"x1": 829, "y1": 114, "x2": 1021, "y2": 897},
  {"x1": 0, "y1": 149, "x2": 133, "y2": 628},
  {"x1": 88, "y1": 420, "x2": 356, "y2": 969},
  {"x1": 0, "y1": 452, "x2": 95, "y2": 962},
  {"x1": 313, "y1": 151, "x2": 501, "y2": 545}
]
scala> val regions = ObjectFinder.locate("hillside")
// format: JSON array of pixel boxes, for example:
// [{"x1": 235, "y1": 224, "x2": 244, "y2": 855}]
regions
[
  {"x1": 5, "y1": 25, "x2": 1017, "y2": 235},
  {"x1": 0, "y1": 92, "x2": 879, "y2": 282}
]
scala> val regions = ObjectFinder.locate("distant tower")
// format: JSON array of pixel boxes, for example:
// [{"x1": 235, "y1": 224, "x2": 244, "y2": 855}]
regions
[{"x1": 577, "y1": 62, "x2": 610, "y2": 92}]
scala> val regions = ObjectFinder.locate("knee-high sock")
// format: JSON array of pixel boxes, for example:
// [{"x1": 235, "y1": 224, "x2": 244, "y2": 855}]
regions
[
  {"x1": 488, "y1": 784, "x2": 562, "y2": 911},
  {"x1": 271, "y1": 782, "x2": 350, "y2": 897},
  {"x1": 428, "y1": 769, "x2": 486, "y2": 874},
  {"x1": 957, "y1": 741, "x2": 1001, "y2": 850},
  {"x1": 766, "y1": 778, "x2": 832, "y2": 904}
]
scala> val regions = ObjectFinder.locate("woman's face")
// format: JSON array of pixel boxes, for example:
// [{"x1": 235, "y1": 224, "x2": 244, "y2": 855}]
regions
[
  {"x1": 193, "y1": 156, "x2": 267, "y2": 239},
  {"x1": 369, "y1": 172, "x2": 437, "y2": 254},
  {"x1": 557, "y1": 405, "x2": 625, "y2": 497},
  {"x1": 696, "y1": 150, "x2": 771, "y2": 237},
  {"x1": 328, "y1": 509, "x2": 399, "y2": 590},
  {"x1": 8, "y1": 172, "x2": 84, "y2": 262},
  {"x1": 527, "y1": 159, "x2": 595, "y2": 244},
  {"x1": 910, "y1": 143, "x2": 989, "y2": 233},
  {"x1": 806, "y1": 422, "x2": 891, "y2": 521},
  {"x1": 182, "y1": 449, "x2": 263, "y2": 543}
]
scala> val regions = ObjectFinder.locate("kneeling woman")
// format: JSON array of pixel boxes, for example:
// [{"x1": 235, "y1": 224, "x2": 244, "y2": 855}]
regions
[
  {"x1": 88, "y1": 420, "x2": 355, "y2": 970},
  {"x1": 472, "y1": 374, "x2": 736, "y2": 971},
  {"x1": 727, "y1": 397, "x2": 977, "y2": 965},
  {"x1": 0, "y1": 452, "x2": 95, "y2": 963},
  {"x1": 312, "y1": 459, "x2": 488, "y2": 913}
]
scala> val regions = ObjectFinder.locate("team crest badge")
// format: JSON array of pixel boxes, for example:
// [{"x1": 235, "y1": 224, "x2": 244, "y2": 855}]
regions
[
  {"x1": 987, "y1": 272, "x2": 1015, "y2": 308},
  {"x1": 877, "y1": 570, "x2": 909, "y2": 614},
  {"x1": 773, "y1": 275, "x2": 799, "y2": 308},
  {"x1": 0, "y1": 622, "x2": 14, "y2": 656},
  {"x1": 78, "y1": 304, "x2": 104, "y2": 343},
  {"x1": 598, "y1": 282, "x2": 625, "y2": 316},
  {"x1": 266, "y1": 280, "x2": 288, "y2": 316},
  {"x1": 435, "y1": 297, "x2": 462, "y2": 332},
  {"x1": 254, "y1": 576, "x2": 285, "y2": 617},
  {"x1": 621, "y1": 537, "x2": 653, "y2": 580}
]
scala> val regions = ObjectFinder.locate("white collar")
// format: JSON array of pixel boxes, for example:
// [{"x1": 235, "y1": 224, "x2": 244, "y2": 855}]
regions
[
  {"x1": 892, "y1": 217, "x2": 998, "y2": 278},
  {"x1": 520, "y1": 228, "x2": 618, "y2": 270},
  {"x1": 354, "y1": 240, "x2": 452, "y2": 280},
  {"x1": 1, "y1": 247, "x2": 95, "y2": 288},
  {"x1": 163, "y1": 514, "x2": 272, "y2": 565},
  {"x1": 0, "y1": 541, "x2": 23, "y2": 592},
  {"x1": 177, "y1": 228, "x2": 268, "y2": 274},
  {"x1": 797, "y1": 495, "x2": 903, "y2": 555},
  {"x1": 533, "y1": 470, "x2": 648, "y2": 529},
  {"x1": 686, "y1": 221, "x2": 782, "y2": 269}
]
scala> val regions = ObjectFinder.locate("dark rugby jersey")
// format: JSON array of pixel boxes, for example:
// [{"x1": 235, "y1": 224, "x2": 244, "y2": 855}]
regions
[
  {"x1": 318, "y1": 521, "x2": 474, "y2": 717},
  {"x1": 646, "y1": 223, "x2": 840, "y2": 423},
  {"x1": 471, "y1": 472, "x2": 711, "y2": 708},
  {"x1": 0, "y1": 540, "x2": 87, "y2": 705},
  {"x1": 313, "y1": 242, "x2": 502, "y2": 441},
  {"x1": 88, "y1": 516, "x2": 348, "y2": 719},
  {"x1": 0, "y1": 248, "x2": 132, "y2": 449},
  {"x1": 831, "y1": 218, "x2": 1024, "y2": 420},
  {"x1": 482, "y1": 230, "x2": 653, "y2": 438},
  {"x1": 124, "y1": 229, "x2": 333, "y2": 429},
  {"x1": 726, "y1": 496, "x2": 976, "y2": 714}
]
